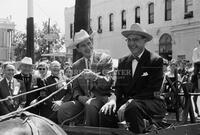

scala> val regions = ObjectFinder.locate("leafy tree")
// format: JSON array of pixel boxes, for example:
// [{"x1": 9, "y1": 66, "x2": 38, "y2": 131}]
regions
[
  {"x1": 12, "y1": 30, "x2": 26, "y2": 61},
  {"x1": 13, "y1": 21, "x2": 65, "y2": 63}
]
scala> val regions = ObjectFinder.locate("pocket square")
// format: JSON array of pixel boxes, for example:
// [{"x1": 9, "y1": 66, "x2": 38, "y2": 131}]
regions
[{"x1": 141, "y1": 72, "x2": 148, "y2": 76}]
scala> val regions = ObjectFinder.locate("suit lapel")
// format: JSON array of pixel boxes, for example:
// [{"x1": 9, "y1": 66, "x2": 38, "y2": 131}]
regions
[{"x1": 2, "y1": 78, "x2": 10, "y2": 97}]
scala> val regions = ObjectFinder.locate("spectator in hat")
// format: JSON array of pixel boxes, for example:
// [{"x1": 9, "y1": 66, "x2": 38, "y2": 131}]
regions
[
  {"x1": 99, "y1": 23, "x2": 166, "y2": 133},
  {"x1": 14, "y1": 57, "x2": 45, "y2": 114}
]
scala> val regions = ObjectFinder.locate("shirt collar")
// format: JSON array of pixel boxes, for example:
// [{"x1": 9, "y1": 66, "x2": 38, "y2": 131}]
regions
[
  {"x1": 138, "y1": 49, "x2": 145, "y2": 59},
  {"x1": 131, "y1": 49, "x2": 144, "y2": 61}
]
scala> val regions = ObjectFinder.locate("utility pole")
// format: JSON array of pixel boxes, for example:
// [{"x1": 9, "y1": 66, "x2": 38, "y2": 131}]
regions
[
  {"x1": 73, "y1": 0, "x2": 91, "y2": 62},
  {"x1": 27, "y1": 0, "x2": 34, "y2": 63}
]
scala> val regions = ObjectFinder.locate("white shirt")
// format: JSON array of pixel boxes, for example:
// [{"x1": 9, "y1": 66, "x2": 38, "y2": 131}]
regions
[
  {"x1": 192, "y1": 46, "x2": 200, "y2": 63},
  {"x1": 132, "y1": 51, "x2": 144, "y2": 77}
]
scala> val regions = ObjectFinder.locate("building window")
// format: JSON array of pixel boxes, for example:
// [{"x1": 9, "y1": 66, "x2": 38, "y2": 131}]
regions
[
  {"x1": 148, "y1": 3, "x2": 154, "y2": 24},
  {"x1": 165, "y1": 0, "x2": 171, "y2": 21},
  {"x1": 135, "y1": 7, "x2": 140, "y2": 23},
  {"x1": 121, "y1": 10, "x2": 126, "y2": 29},
  {"x1": 109, "y1": 13, "x2": 114, "y2": 31},
  {"x1": 70, "y1": 23, "x2": 74, "y2": 39},
  {"x1": 98, "y1": 16, "x2": 102, "y2": 33},
  {"x1": 184, "y1": 0, "x2": 193, "y2": 19},
  {"x1": 159, "y1": 33, "x2": 172, "y2": 61}
]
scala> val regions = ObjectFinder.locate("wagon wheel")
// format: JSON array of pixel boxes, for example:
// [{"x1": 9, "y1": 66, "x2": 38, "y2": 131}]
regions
[{"x1": 164, "y1": 78, "x2": 185, "y2": 121}]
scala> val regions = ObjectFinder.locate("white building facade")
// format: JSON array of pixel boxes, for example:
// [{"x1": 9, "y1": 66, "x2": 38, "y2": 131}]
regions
[
  {"x1": 0, "y1": 18, "x2": 15, "y2": 62},
  {"x1": 65, "y1": 0, "x2": 200, "y2": 61}
]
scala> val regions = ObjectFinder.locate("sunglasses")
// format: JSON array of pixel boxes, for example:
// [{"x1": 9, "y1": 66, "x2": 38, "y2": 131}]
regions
[{"x1": 38, "y1": 68, "x2": 46, "y2": 71}]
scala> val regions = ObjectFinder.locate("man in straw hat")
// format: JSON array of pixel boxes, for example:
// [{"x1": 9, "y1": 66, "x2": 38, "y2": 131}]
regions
[
  {"x1": 57, "y1": 29, "x2": 113, "y2": 126},
  {"x1": 14, "y1": 57, "x2": 45, "y2": 114},
  {"x1": 99, "y1": 23, "x2": 166, "y2": 133}
]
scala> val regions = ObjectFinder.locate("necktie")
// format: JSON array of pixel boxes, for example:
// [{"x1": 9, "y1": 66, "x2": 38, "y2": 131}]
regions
[
  {"x1": 86, "y1": 59, "x2": 93, "y2": 97},
  {"x1": 8, "y1": 81, "x2": 11, "y2": 89},
  {"x1": 8, "y1": 81, "x2": 13, "y2": 96},
  {"x1": 130, "y1": 55, "x2": 139, "y2": 62},
  {"x1": 87, "y1": 59, "x2": 91, "y2": 69}
]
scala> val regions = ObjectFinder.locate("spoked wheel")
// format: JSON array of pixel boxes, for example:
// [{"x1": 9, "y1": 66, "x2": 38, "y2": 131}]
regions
[{"x1": 164, "y1": 80, "x2": 185, "y2": 122}]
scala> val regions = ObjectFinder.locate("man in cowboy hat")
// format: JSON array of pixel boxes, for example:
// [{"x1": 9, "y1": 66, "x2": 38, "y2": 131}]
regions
[
  {"x1": 14, "y1": 57, "x2": 45, "y2": 114},
  {"x1": 57, "y1": 29, "x2": 113, "y2": 126},
  {"x1": 99, "y1": 23, "x2": 166, "y2": 133}
]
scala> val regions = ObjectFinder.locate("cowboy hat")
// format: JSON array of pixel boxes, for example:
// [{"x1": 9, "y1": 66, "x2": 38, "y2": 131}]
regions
[
  {"x1": 121, "y1": 23, "x2": 153, "y2": 42},
  {"x1": 20, "y1": 57, "x2": 33, "y2": 65},
  {"x1": 69, "y1": 29, "x2": 95, "y2": 49}
]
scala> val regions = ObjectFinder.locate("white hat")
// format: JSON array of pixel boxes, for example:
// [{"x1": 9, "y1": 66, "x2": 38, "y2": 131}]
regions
[
  {"x1": 69, "y1": 29, "x2": 94, "y2": 49},
  {"x1": 20, "y1": 57, "x2": 33, "y2": 65},
  {"x1": 121, "y1": 23, "x2": 153, "y2": 42}
]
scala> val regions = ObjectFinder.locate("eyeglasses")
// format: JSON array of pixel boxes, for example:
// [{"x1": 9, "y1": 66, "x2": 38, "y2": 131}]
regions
[
  {"x1": 38, "y1": 68, "x2": 46, "y2": 71},
  {"x1": 125, "y1": 37, "x2": 143, "y2": 42}
]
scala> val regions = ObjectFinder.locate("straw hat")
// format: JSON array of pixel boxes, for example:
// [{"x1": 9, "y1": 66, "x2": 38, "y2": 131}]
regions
[
  {"x1": 121, "y1": 23, "x2": 153, "y2": 42},
  {"x1": 69, "y1": 29, "x2": 95, "y2": 49}
]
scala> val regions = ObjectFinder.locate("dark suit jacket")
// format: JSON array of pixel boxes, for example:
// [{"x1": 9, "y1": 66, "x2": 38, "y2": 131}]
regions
[
  {"x1": 115, "y1": 49, "x2": 164, "y2": 106},
  {"x1": 14, "y1": 73, "x2": 44, "y2": 107},
  {"x1": 0, "y1": 78, "x2": 26, "y2": 115},
  {"x1": 72, "y1": 51, "x2": 113, "y2": 99}
]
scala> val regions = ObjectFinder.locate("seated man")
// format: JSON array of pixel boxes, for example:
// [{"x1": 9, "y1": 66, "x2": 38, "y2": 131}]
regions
[
  {"x1": 57, "y1": 29, "x2": 113, "y2": 126},
  {"x1": 99, "y1": 23, "x2": 166, "y2": 134},
  {"x1": 0, "y1": 62, "x2": 26, "y2": 115}
]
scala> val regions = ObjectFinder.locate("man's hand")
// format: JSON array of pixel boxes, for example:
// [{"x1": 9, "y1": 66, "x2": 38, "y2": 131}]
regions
[
  {"x1": 117, "y1": 103, "x2": 127, "y2": 122},
  {"x1": 52, "y1": 100, "x2": 63, "y2": 111},
  {"x1": 83, "y1": 69, "x2": 98, "y2": 80},
  {"x1": 78, "y1": 96, "x2": 90, "y2": 104},
  {"x1": 100, "y1": 100, "x2": 116, "y2": 115}
]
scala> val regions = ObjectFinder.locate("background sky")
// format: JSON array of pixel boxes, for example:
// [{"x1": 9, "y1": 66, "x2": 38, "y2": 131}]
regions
[{"x1": 0, "y1": 0, "x2": 75, "y2": 33}]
